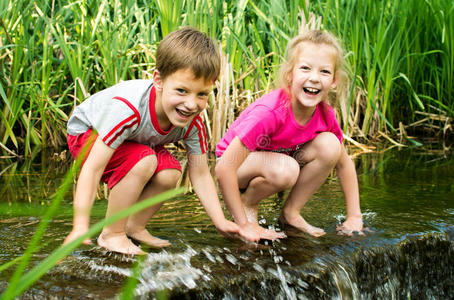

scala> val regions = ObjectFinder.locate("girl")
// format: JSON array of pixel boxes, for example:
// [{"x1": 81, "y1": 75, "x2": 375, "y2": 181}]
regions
[{"x1": 215, "y1": 29, "x2": 363, "y2": 240}]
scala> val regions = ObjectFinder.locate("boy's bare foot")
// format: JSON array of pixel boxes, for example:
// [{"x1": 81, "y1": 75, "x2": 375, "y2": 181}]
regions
[
  {"x1": 279, "y1": 215, "x2": 326, "y2": 237},
  {"x1": 97, "y1": 232, "x2": 146, "y2": 255},
  {"x1": 63, "y1": 229, "x2": 92, "y2": 246},
  {"x1": 126, "y1": 229, "x2": 171, "y2": 248}
]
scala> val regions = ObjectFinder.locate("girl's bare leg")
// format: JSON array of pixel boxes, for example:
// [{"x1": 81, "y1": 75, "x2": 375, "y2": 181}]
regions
[
  {"x1": 281, "y1": 132, "x2": 342, "y2": 237},
  {"x1": 98, "y1": 155, "x2": 157, "y2": 255},
  {"x1": 237, "y1": 152, "x2": 300, "y2": 222},
  {"x1": 126, "y1": 168, "x2": 181, "y2": 247}
]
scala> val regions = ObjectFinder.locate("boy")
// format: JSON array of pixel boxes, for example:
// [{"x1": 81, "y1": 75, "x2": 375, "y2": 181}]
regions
[{"x1": 63, "y1": 27, "x2": 257, "y2": 255}]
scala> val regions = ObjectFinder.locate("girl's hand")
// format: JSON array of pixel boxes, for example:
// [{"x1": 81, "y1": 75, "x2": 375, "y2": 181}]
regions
[
  {"x1": 239, "y1": 222, "x2": 286, "y2": 242},
  {"x1": 336, "y1": 216, "x2": 364, "y2": 236},
  {"x1": 237, "y1": 223, "x2": 261, "y2": 242},
  {"x1": 214, "y1": 219, "x2": 260, "y2": 242},
  {"x1": 214, "y1": 219, "x2": 241, "y2": 238},
  {"x1": 214, "y1": 219, "x2": 286, "y2": 243}
]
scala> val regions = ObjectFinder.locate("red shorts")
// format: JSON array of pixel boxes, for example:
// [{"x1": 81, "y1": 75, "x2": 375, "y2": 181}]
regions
[{"x1": 67, "y1": 129, "x2": 181, "y2": 189}]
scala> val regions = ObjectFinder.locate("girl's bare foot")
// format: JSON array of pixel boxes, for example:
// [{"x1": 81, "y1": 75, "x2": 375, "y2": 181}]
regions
[
  {"x1": 97, "y1": 232, "x2": 146, "y2": 255},
  {"x1": 241, "y1": 194, "x2": 286, "y2": 240},
  {"x1": 126, "y1": 229, "x2": 171, "y2": 248},
  {"x1": 279, "y1": 214, "x2": 326, "y2": 237},
  {"x1": 241, "y1": 194, "x2": 259, "y2": 223}
]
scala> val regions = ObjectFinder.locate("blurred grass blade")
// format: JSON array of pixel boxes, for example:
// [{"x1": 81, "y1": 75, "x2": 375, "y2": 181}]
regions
[{"x1": 1, "y1": 188, "x2": 183, "y2": 300}]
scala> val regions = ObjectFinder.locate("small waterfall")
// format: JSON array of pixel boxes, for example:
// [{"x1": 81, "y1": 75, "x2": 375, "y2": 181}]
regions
[{"x1": 161, "y1": 231, "x2": 453, "y2": 299}]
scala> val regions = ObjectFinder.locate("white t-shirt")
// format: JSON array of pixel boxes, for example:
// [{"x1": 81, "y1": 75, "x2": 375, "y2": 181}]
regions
[{"x1": 67, "y1": 80, "x2": 208, "y2": 154}]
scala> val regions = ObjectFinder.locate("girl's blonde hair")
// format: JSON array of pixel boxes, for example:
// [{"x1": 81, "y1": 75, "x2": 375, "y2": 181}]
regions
[{"x1": 277, "y1": 29, "x2": 348, "y2": 107}]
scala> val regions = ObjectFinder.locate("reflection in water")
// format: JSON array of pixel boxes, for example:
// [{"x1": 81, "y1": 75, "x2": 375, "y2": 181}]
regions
[{"x1": 0, "y1": 146, "x2": 453, "y2": 299}]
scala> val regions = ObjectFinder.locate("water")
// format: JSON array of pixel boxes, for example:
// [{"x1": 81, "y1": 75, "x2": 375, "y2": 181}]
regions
[{"x1": 0, "y1": 145, "x2": 453, "y2": 299}]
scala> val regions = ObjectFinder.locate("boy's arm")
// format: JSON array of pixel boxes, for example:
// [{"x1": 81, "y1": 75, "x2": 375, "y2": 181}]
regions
[
  {"x1": 335, "y1": 146, "x2": 363, "y2": 233},
  {"x1": 215, "y1": 137, "x2": 285, "y2": 241},
  {"x1": 186, "y1": 152, "x2": 246, "y2": 239},
  {"x1": 64, "y1": 137, "x2": 114, "y2": 245}
]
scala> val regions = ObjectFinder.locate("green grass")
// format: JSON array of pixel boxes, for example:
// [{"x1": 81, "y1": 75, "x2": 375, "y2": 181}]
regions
[
  {"x1": 0, "y1": 133, "x2": 182, "y2": 299},
  {"x1": 0, "y1": 0, "x2": 452, "y2": 157},
  {"x1": 316, "y1": 0, "x2": 453, "y2": 138},
  {"x1": 0, "y1": 174, "x2": 182, "y2": 300}
]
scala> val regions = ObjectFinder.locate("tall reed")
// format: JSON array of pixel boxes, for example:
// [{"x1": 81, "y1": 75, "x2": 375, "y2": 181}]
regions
[
  {"x1": 316, "y1": 0, "x2": 452, "y2": 138},
  {"x1": 0, "y1": 0, "x2": 452, "y2": 153}
]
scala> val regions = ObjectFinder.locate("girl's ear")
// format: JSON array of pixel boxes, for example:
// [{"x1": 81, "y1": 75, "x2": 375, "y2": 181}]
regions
[
  {"x1": 285, "y1": 70, "x2": 293, "y2": 86},
  {"x1": 153, "y1": 70, "x2": 163, "y2": 91},
  {"x1": 330, "y1": 73, "x2": 339, "y2": 89}
]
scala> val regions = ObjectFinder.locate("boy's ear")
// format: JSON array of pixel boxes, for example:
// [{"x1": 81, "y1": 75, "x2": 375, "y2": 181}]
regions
[{"x1": 153, "y1": 69, "x2": 163, "y2": 91}]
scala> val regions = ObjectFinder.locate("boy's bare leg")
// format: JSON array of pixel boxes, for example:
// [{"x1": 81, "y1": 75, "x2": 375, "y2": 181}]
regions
[
  {"x1": 99, "y1": 155, "x2": 157, "y2": 255},
  {"x1": 281, "y1": 132, "x2": 341, "y2": 237},
  {"x1": 238, "y1": 152, "x2": 300, "y2": 223},
  {"x1": 126, "y1": 168, "x2": 181, "y2": 247}
]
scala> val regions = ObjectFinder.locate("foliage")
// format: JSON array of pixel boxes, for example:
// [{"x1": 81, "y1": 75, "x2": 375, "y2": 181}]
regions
[{"x1": 0, "y1": 0, "x2": 452, "y2": 154}]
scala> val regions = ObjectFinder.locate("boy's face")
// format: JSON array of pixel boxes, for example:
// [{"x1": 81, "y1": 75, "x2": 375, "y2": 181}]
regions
[{"x1": 154, "y1": 68, "x2": 213, "y2": 129}]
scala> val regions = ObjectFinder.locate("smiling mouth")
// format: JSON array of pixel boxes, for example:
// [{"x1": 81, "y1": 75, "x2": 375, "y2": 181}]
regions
[
  {"x1": 176, "y1": 108, "x2": 195, "y2": 118},
  {"x1": 303, "y1": 87, "x2": 320, "y2": 95}
]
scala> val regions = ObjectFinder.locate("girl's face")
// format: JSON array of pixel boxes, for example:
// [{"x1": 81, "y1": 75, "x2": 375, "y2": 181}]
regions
[{"x1": 289, "y1": 42, "x2": 338, "y2": 116}]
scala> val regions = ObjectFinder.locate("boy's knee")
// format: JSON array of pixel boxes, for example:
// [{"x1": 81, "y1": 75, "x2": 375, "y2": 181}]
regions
[
  {"x1": 154, "y1": 169, "x2": 181, "y2": 190},
  {"x1": 130, "y1": 155, "x2": 158, "y2": 182},
  {"x1": 314, "y1": 132, "x2": 342, "y2": 164}
]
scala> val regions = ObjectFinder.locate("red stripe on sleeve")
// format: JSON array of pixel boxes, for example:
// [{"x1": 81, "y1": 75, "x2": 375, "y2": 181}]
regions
[
  {"x1": 102, "y1": 97, "x2": 140, "y2": 146},
  {"x1": 194, "y1": 118, "x2": 207, "y2": 154},
  {"x1": 113, "y1": 97, "x2": 141, "y2": 126},
  {"x1": 103, "y1": 115, "x2": 138, "y2": 146},
  {"x1": 199, "y1": 117, "x2": 208, "y2": 150}
]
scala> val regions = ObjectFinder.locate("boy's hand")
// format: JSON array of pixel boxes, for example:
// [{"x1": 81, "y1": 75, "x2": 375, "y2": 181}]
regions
[
  {"x1": 63, "y1": 228, "x2": 92, "y2": 245},
  {"x1": 337, "y1": 216, "x2": 364, "y2": 236}
]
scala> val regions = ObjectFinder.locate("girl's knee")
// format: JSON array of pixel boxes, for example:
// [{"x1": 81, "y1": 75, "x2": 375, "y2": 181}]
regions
[
  {"x1": 266, "y1": 156, "x2": 300, "y2": 189},
  {"x1": 313, "y1": 132, "x2": 342, "y2": 164}
]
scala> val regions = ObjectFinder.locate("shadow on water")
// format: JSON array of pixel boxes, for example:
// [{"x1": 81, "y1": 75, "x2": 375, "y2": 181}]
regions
[{"x1": 0, "y1": 144, "x2": 453, "y2": 299}]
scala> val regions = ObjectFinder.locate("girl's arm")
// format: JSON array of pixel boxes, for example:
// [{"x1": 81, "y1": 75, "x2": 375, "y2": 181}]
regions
[
  {"x1": 64, "y1": 137, "x2": 114, "y2": 245},
  {"x1": 214, "y1": 137, "x2": 250, "y2": 226},
  {"x1": 215, "y1": 137, "x2": 284, "y2": 241},
  {"x1": 187, "y1": 152, "x2": 258, "y2": 241},
  {"x1": 335, "y1": 146, "x2": 363, "y2": 233}
]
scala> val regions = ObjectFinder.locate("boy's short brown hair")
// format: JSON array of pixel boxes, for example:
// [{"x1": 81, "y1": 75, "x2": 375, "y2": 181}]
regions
[{"x1": 156, "y1": 27, "x2": 220, "y2": 82}]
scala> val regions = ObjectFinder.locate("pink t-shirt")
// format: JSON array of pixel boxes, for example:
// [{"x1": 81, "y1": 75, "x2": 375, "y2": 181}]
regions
[{"x1": 215, "y1": 88, "x2": 343, "y2": 157}]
